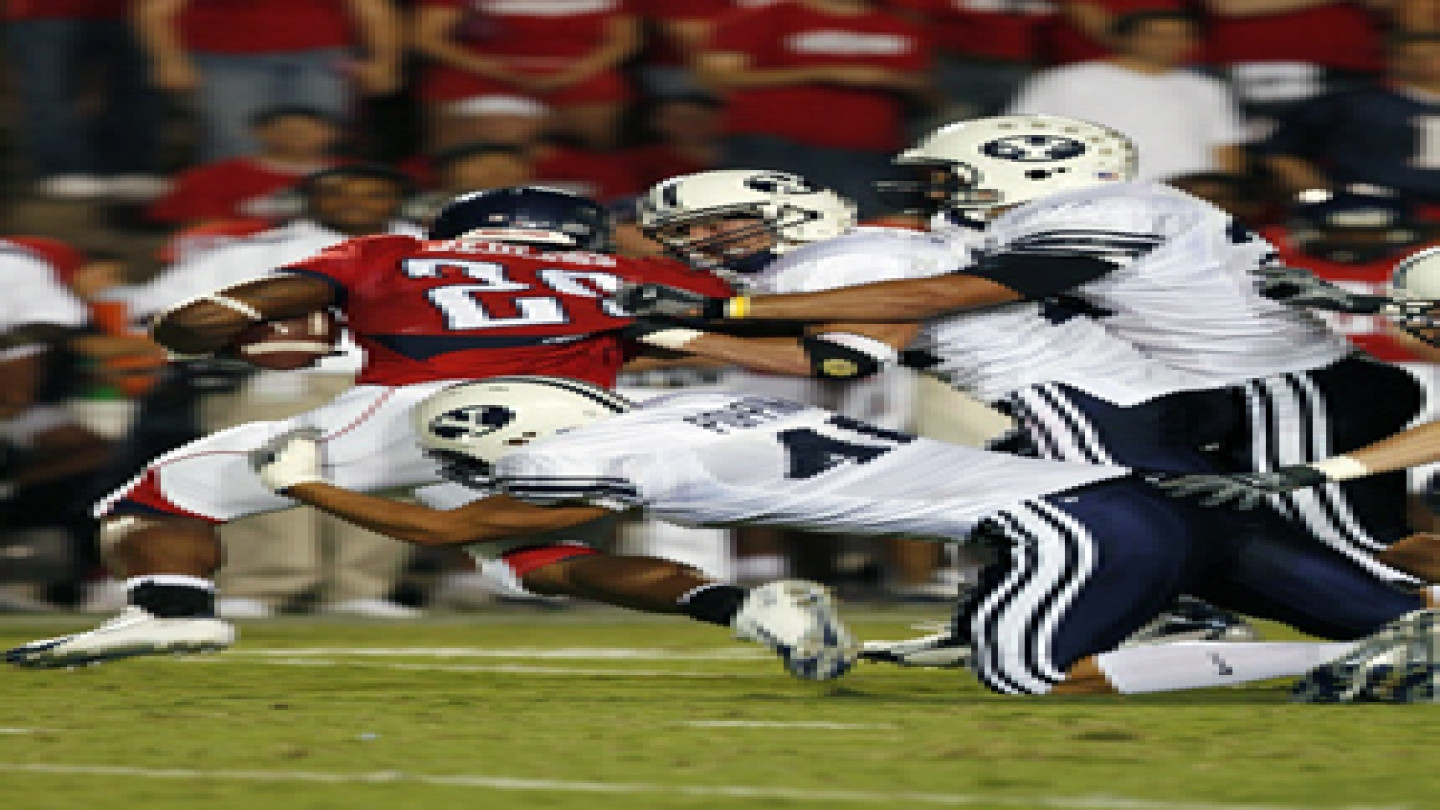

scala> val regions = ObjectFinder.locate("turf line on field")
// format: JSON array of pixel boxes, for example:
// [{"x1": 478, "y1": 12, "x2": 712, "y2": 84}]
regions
[
  {"x1": 0, "y1": 764, "x2": 1412, "y2": 810},
  {"x1": 182, "y1": 655, "x2": 759, "y2": 679},
  {"x1": 226, "y1": 646, "x2": 767, "y2": 660}
]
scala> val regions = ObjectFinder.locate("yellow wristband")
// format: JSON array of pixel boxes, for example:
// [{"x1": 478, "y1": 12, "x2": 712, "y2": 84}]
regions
[{"x1": 725, "y1": 296, "x2": 751, "y2": 319}]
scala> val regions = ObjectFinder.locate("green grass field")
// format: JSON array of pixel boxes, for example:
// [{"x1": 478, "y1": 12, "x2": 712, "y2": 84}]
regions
[{"x1": 2, "y1": 608, "x2": 1437, "y2": 810}]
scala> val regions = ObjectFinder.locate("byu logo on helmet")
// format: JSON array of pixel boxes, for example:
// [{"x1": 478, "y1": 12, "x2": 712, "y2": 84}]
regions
[
  {"x1": 429, "y1": 405, "x2": 515, "y2": 440},
  {"x1": 982, "y1": 135, "x2": 1087, "y2": 163},
  {"x1": 744, "y1": 172, "x2": 820, "y2": 195}
]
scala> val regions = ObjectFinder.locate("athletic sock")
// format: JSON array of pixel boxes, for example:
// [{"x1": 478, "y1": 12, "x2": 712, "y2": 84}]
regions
[
  {"x1": 1094, "y1": 641, "x2": 1358, "y2": 694},
  {"x1": 125, "y1": 575, "x2": 216, "y2": 618},
  {"x1": 678, "y1": 583, "x2": 748, "y2": 627}
]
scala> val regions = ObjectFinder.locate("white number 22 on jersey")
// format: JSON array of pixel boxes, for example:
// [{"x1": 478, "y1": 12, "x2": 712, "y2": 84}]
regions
[{"x1": 403, "y1": 259, "x2": 627, "y2": 330}]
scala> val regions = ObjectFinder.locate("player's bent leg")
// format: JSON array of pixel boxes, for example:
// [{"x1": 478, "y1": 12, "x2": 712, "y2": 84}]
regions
[
  {"x1": 512, "y1": 543, "x2": 859, "y2": 681},
  {"x1": 1375, "y1": 533, "x2": 1440, "y2": 583},
  {"x1": 6, "y1": 513, "x2": 235, "y2": 669}
]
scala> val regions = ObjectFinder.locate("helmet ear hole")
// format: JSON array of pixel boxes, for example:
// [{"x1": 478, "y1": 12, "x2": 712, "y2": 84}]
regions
[{"x1": 414, "y1": 376, "x2": 630, "y2": 485}]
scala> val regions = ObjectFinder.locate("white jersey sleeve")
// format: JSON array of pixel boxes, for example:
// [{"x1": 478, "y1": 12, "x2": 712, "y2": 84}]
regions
[
  {"x1": 977, "y1": 183, "x2": 1352, "y2": 383},
  {"x1": 757, "y1": 228, "x2": 1213, "y2": 407},
  {"x1": 494, "y1": 447, "x2": 645, "y2": 512},
  {"x1": 0, "y1": 243, "x2": 88, "y2": 333},
  {"x1": 497, "y1": 393, "x2": 1127, "y2": 541}
]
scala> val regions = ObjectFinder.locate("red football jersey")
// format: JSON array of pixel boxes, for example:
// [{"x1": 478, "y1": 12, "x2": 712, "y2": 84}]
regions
[{"x1": 282, "y1": 236, "x2": 730, "y2": 387}]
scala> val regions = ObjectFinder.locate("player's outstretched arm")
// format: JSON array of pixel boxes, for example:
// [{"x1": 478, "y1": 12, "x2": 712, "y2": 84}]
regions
[
  {"x1": 149, "y1": 275, "x2": 335, "y2": 356},
  {"x1": 1252, "y1": 265, "x2": 1440, "y2": 319},
  {"x1": 616, "y1": 274, "x2": 1021, "y2": 323},
  {"x1": 251, "y1": 429, "x2": 612, "y2": 545},
  {"x1": 626, "y1": 320, "x2": 918, "y2": 381},
  {"x1": 1151, "y1": 421, "x2": 1440, "y2": 508}
]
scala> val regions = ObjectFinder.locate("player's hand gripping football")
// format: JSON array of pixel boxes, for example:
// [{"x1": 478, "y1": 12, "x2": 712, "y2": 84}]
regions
[
  {"x1": 251, "y1": 427, "x2": 328, "y2": 493},
  {"x1": 1145, "y1": 466, "x2": 1331, "y2": 510},
  {"x1": 614, "y1": 282, "x2": 727, "y2": 319}
]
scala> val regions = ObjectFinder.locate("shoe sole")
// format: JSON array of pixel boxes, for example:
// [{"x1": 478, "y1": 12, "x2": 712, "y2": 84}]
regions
[{"x1": 8, "y1": 639, "x2": 232, "y2": 669}]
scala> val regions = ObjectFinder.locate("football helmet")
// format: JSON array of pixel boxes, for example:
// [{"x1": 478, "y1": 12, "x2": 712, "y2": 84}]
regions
[
  {"x1": 428, "y1": 186, "x2": 613, "y2": 251},
  {"x1": 638, "y1": 169, "x2": 857, "y2": 275},
  {"x1": 413, "y1": 376, "x2": 631, "y2": 487},
  {"x1": 1390, "y1": 245, "x2": 1440, "y2": 347},
  {"x1": 885, "y1": 114, "x2": 1137, "y2": 212}
]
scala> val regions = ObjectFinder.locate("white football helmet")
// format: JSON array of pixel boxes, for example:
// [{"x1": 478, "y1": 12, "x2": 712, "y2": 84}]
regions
[
  {"x1": 414, "y1": 376, "x2": 631, "y2": 487},
  {"x1": 1390, "y1": 246, "x2": 1440, "y2": 347},
  {"x1": 638, "y1": 169, "x2": 857, "y2": 275},
  {"x1": 891, "y1": 114, "x2": 1138, "y2": 211}
]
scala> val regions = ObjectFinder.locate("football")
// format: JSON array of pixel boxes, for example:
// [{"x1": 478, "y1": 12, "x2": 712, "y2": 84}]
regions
[{"x1": 222, "y1": 310, "x2": 340, "y2": 370}]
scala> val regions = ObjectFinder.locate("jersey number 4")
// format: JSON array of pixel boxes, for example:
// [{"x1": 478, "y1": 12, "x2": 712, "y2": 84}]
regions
[
  {"x1": 777, "y1": 415, "x2": 913, "y2": 479},
  {"x1": 403, "y1": 258, "x2": 626, "y2": 329}
]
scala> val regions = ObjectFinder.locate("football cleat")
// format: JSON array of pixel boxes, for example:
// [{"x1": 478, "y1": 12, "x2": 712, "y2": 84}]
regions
[
  {"x1": 5, "y1": 606, "x2": 236, "y2": 669},
  {"x1": 1120, "y1": 596, "x2": 1259, "y2": 648},
  {"x1": 1293, "y1": 609, "x2": 1439, "y2": 703},
  {"x1": 860, "y1": 622, "x2": 972, "y2": 669},
  {"x1": 731, "y1": 580, "x2": 859, "y2": 681}
]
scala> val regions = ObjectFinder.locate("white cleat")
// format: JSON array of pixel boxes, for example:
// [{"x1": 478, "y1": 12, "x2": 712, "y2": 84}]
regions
[
  {"x1": 861, "y1": 623, "x2": 972, "y2": 669},
  {"x1": 732, "y1": 580, "x2": 859, "y2": 681},
  {"x1": 1294, "y1": 609, "x2": 1439, "y2": 703},
  {"x1": 5, "y1": 606, "x2": 236, "y2": 669}
]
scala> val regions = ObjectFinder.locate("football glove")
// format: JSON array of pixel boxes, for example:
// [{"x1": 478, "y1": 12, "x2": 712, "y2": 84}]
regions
[
  {"x1": 250, "y1": 427, "x2": 327, "y2": 493},
  {"x1": 1146, "y1": 465, "x2": 1331, "y2": 510},
  {"x1": 1254, "y1": 265, "x2": 1392, "y2": 314},
  {"x1": 614, "y1": 282, "x2": 726, "y2": 319}
]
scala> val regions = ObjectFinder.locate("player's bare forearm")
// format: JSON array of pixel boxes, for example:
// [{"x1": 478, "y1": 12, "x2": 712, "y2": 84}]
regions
[
  {"x1": 739, "y1": 275, "x2": 1020, "y2": 322},
  {"x1": 286, "y1": 484, "x2": 613, "y2": 547},
  {"x1": 1344, "y1": 421, "x2": 1440, "y2": 476},
  {"x1": 683, "y1": 334, "x2": 812, "y2": 375},
  {"x1": 149, "y1": 275, "x2": 335, "y2": 354}
]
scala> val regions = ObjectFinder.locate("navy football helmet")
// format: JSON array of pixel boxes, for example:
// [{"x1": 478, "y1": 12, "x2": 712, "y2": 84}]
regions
[{"x1": 427, "y1": 186, "x2": 613, "y2": 251}]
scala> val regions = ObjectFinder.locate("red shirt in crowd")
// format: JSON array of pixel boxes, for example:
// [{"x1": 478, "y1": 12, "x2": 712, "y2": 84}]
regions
[
  {"x1": 282, "y1": 235, "x2": 730, "y2": 386},
  {"x1": 1206, "y1": 2, "x2": 1384, "y2": 73},
  {"x1": 178, "y1": 0, "x2": 356, "y2": 54},
  {"x1": 633, "y1": 0, "x2": 736, "y2": 68},
  {"x1": 146, "y1": 158, "x2": 341, "y2": 226},
  {"x1": 617, "y1": 145, "x2": 712, "y2": 192},
  {"x1": 1043, "y1": 0, "x2": 1189, "y2": 65},
  {"x1": 419, "y1": 0, "x2": 634, "y2": 105},
  {"x1": 5, "y1": 0, "x2": 126, "y2": 20},
  {"x1": 889, "y1": 0, "x2": 1053, "y2": 63},
  {"x1": 707, "y1": 1, "x2": 930, "y2": 151}
]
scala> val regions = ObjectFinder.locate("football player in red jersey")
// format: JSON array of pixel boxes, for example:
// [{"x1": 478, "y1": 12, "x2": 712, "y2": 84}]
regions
[{"x1": 4, "y1": 187, "x2": 841, "y2": 674}]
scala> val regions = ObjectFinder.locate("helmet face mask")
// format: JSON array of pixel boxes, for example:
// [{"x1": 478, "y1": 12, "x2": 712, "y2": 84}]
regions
[
  {"x1": 428, "y1": 186, "x2": 614, "y2": 252},
  {"x1": 640, "y1": 170, "x2": 857, "y2": 278},
  {"x1": 1389, "y1": 246, "x2": 1440, "y2": 347},
  {"x1": 895, "y1": 114, "x2": 1138, "y2": 212},
  {"x1": 413, "y1": 376, "x2": 631, "y2": 487}
]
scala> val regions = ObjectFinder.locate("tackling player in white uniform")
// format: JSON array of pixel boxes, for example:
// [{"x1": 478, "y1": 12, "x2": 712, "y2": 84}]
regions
[
  {"x1": 628, "y1": 168, "x2": 1263, "y2": 661},
  {"x1": 618, "y1": 115, "x2": 1440, "y2": 588},
  {"x1": 248, "y1": 377, "x2": 1440, "y2": 701}
]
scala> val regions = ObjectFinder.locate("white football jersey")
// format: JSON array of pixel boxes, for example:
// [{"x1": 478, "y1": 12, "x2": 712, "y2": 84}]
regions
[
  {"x1": 750, "y1": 227, "x2": 1214, "y2": 406},
  {"x1": 492, "y1": 392, "x2": 1127, "y2": 541},
  {"x1": 951, "y1": 182, "x2": 1352, "y2": 385}
]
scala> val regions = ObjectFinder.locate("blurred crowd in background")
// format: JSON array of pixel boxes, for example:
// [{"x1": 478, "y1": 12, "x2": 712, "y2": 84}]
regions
[{"x1": 4, "y1": 0, "x2": 1440, "y2": 618}]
